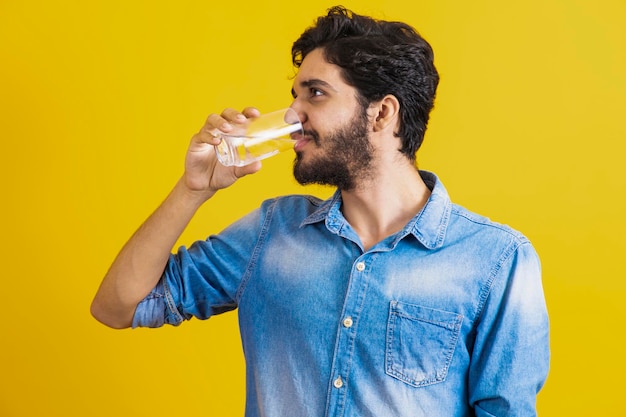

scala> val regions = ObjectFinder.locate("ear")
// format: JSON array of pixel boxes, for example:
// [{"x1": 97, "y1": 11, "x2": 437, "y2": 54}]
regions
[{"x1": 371, "y1": 94, "x2": 400, "y2": 133}]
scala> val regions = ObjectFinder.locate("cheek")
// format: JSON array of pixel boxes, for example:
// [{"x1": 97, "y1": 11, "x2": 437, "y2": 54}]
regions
[{"x1": 306, "y1": 107, "x2": 352, "y2": 134}]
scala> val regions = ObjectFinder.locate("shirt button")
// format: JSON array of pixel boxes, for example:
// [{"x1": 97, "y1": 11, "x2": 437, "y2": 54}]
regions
[
  {"x1": 342, "y1": 317, "x2": 353, "y2": 328},
  {"x1": 333, "y1": 376, "x2": 344, "y2": 389},
  {"x1": 356, "y1": 262, "x2": 365, "y2": 271}
]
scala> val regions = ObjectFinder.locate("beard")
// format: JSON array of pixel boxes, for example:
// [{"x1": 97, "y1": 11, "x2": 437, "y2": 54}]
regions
[{"x1": 293, "y1": 109, "x2": 375, "y2": 190}]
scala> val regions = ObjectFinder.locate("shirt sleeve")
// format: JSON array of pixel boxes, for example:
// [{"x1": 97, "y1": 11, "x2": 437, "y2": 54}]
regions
[
  {"x1": 131, "y1": 206, "x2": 265, "y2": 329},
  {"x1": 469, "y1": 240, "x2": 550, "y2": 416},
  {"x1": 131, "y1": 277, "x2": 183, "y2": 328}
]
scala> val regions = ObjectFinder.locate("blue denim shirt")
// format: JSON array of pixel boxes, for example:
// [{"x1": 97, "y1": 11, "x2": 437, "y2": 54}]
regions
[{"x1": 133, "y1": 171, "x2": 549, "y2": 417}]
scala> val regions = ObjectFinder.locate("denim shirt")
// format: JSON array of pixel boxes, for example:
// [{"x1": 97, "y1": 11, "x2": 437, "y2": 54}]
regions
[{"x1": 133, "y1": 171, "x2": 549, "y2": 417}]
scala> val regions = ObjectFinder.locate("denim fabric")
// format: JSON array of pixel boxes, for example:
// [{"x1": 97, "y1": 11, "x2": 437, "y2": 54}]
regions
[{"x1": 133, "y1": 171, "x2": 549, "y2": 417}]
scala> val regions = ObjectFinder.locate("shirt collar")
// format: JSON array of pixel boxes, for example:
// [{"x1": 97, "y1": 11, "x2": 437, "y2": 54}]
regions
[
  {"x1": 300, "y1": 170, "x2": 451, "y2": 250},
  {"x1": 406, "y1": 170, "x2": 451, "y2": 249}
]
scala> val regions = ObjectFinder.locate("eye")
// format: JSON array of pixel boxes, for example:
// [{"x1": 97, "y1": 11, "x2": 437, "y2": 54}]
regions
[{"x1": 309, "y1": 87, "x2": 324, "y2": 98}]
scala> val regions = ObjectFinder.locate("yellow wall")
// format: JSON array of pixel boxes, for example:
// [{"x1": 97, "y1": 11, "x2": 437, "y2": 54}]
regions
[{"x1": 1, "y1": 0, "x2": 624, "y2": 415}]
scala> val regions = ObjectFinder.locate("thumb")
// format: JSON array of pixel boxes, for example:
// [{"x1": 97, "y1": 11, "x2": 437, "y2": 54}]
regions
[{"x1": 234, "y1": 160, "x2": 262, "y2": 178}]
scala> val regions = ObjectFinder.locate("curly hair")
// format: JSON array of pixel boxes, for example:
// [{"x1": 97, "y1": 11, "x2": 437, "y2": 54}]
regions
[{"x1": 292, "y1": 6, "x2": 439, "y2": 160}]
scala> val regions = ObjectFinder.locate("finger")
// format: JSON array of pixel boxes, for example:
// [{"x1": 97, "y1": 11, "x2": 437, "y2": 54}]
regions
[
  {"x1": 191, "y1": 129, "x2": 221, "y2": 146},
  {"x1": 241, "y1": 107, "x2": 261, "y2": 118},
  {"x1": 204, "y1": 112, "x2": 234, "y2": 132},
  {"x1": 197, "y1": 113, "x2": 235, "y2": 145},
  {"x1": 197, "y1": 107, "x2": 260, "y2": 145},
  {"x1": 220, "y1": 108, "x2": 248, "y2": 124}
]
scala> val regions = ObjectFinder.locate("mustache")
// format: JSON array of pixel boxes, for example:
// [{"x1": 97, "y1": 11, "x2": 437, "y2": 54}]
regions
[{"x1": 302, "y1": 129, "x2": 320, "y2": 146}]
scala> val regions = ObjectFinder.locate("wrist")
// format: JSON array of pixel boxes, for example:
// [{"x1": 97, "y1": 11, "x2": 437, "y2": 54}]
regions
[{"x1": 173, "y1": 178, "x2": 216, "y2": 210}]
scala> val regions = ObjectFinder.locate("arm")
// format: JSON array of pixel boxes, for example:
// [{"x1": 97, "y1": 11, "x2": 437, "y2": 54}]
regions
[{"x1": 90, "y1": 107, "x2": 262, "y2": 329}]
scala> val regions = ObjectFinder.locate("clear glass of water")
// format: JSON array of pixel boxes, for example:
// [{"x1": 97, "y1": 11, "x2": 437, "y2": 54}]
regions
[{"x1": 214, "y1": 108, "x2": 302, "y2": 167}]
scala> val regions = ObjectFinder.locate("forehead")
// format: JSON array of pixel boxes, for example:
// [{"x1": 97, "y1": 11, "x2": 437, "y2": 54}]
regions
[{"x1": 292, "y1": 48, "x2": 350, "y2": 91}]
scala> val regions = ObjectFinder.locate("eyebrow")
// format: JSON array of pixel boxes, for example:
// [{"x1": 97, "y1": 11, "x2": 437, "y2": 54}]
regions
[{"x1": 291, "y1": 78, "x2": 337, "y2": 98}]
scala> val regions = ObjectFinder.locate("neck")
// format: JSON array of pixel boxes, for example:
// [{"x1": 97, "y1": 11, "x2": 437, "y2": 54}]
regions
[{"x1": 340, "y1": 161, "x2": 431, "y2": 251}]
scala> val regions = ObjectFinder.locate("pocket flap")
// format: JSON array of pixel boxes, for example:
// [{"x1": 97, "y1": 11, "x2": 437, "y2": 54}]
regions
[{"x1": 386, "y1": 301, "x2": 463, "y2": 387}]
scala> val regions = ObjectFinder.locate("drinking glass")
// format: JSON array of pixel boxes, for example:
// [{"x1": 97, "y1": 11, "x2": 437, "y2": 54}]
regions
[{"x1": 214, "y1": 108, "x2": 302, "y2": 167}]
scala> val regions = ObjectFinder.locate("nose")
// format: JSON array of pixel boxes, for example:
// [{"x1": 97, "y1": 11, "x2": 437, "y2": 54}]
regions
[{"x1": 289, "y1": 101, "x2": 307, "y2": 125}]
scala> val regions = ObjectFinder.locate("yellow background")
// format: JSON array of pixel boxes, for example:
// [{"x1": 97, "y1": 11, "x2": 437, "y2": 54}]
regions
[{"x1": 1, "y1": 0, "x2": 624, "y2": 415}]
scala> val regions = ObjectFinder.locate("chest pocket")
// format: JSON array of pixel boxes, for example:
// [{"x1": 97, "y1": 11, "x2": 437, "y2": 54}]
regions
[{"x1": 386, "y1": 301, "x2": 463, "y2": 387}]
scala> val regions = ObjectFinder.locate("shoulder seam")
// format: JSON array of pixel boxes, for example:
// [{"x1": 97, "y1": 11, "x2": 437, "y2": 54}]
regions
[
  {"x1": 234, "y1": 198, "x2": 278, "y2": 302},
  {"x1": 450, "y1": 205, "x2": 528, "y2": 243},
  {"x1": 473, "y1": 239, "x2": 531, "y2": 326}
]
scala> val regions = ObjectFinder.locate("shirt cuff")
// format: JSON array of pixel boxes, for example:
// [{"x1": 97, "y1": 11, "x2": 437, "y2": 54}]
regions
[{"x1": 131, "y1": 278, "x2": 184, "y2": 328}]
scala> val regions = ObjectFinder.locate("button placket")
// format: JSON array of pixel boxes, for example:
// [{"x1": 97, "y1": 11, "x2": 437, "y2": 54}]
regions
[
  {"x1": 327, "y1": 256, "x2": 370, "y2": 414},
  {"x1": 341, "y1": 260, "x2": 363, "y2": 331}
]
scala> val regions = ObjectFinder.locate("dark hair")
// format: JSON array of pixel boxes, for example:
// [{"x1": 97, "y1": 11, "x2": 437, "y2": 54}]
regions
[{"x1": 292, "y1": 6, "x2": 439, "y2": 160}]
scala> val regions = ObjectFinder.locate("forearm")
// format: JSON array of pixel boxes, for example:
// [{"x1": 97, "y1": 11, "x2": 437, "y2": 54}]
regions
[{"x1": 91, "y1": 179, "x2": 214, "y2": 329}]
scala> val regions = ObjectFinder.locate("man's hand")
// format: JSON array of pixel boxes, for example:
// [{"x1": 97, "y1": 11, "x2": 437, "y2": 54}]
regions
[{"x1": 183, "y1": 107, "x2": 262, "y2": 200}]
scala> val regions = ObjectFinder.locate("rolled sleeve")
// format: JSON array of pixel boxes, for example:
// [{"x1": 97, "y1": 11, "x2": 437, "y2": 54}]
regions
[{"x1": 131, "y1": 277, "x2": 184, "y2": 329}]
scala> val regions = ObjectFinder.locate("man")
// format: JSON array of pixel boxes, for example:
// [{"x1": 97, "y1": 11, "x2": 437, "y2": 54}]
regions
[{"x1": 91, "y1": 6, "x2": 549, "y2": 416}]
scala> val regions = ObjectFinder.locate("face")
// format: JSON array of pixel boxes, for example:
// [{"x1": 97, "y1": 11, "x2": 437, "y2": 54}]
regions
[{"x1": 290, "y1": 48, "x2": 375, "y2": 190}]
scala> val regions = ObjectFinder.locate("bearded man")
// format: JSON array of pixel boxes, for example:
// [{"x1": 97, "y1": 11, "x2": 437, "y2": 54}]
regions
[{"x1": 92, "y1": 6, "x2": 549, "y2": 417}]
